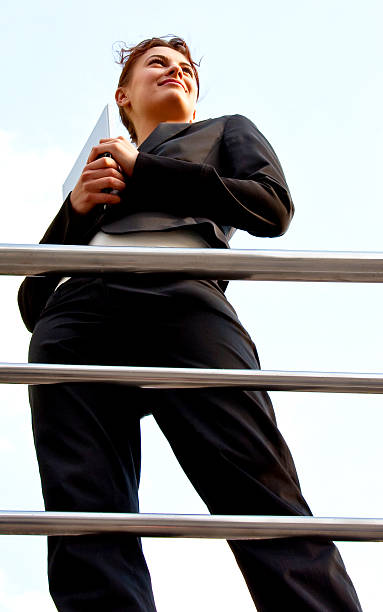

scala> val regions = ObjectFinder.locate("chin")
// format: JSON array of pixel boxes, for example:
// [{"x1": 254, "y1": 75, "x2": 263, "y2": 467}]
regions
[
  {"x1": 151, "y1": 91, "x2": 193, "y2": 119},
  {"x1": 155, "y1": 103, "x2": 193, "y2": 123}
]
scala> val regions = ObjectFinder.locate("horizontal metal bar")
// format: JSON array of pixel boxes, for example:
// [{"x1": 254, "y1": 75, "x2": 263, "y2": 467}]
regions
[
  {"x1": 2, "y1": 363, "x2": 383, "y2": 393},
  {"x1": 2, "y1": 243, "x2": 383, "y2": 282},
  {"x1": 0, "y1": 512, "x2": 382, "y2": 541}
]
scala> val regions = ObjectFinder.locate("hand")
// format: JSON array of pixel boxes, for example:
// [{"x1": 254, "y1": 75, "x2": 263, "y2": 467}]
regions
[
  {"x1": 87, "y1": 136, "x2": 139, "y2": 178},
  {"x1": 70, "y1": 155, "x2": 126, "y2": 215}
]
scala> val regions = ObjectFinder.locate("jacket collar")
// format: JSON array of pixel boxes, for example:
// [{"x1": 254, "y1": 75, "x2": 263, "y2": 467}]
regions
[{"x1": 138, "y1": 122, "x2": 192, "y2": 153}]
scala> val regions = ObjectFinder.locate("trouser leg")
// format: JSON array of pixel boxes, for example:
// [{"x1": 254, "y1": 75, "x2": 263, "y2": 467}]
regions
[
  {"x1": 147, "y1": 280, "x2": 362, "y2": 611},
  {"x1": 152, "y1": 387, "x2": 361, "y2": 611},
  {"x1": 28, "y1": 381, "x2": 156, "y2": 612},
  {"x1": 28, "y1": 278, "x2": 156, "y2": 612}
]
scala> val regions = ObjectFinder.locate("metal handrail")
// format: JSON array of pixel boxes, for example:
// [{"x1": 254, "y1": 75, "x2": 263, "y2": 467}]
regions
[
  {"x1": 2, "y1": 363, "x2": 383, "y2": 393},
  {"x1": 2, "y1": 243, "x2": 383, "y2": 281},
  {"x1": 2, "y1": 244, "x2": 382, "y2": 545},
  {"x1": 0, "y1": 511, "x2": 382, "y2": 541}
]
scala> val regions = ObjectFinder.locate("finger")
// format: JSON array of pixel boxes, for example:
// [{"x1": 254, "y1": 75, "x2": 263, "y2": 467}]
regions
[
  {"x1": 96, "y1": 152, "x2": 113, "y2": 161},
  {"x1": 87, "y1": 192, "x2": 122, "y2": 205},
  {"x1": 85, "y1": 156, "x2": 120, "y2": 171},
  {"x1": 99, "y1": 136, "x2": 127, "y2": 144},
  {"x1": 82, "y1": 167, "x2": 125, "y2": 182},
  {"x1": 88, "y1": 142, "x2": 123, "y2": 161},
  {"x1": 87, "y1": 145, "x2": 112, "y2": 164},
  {"x1": 88, "y1": 139, "x2": 136, "y2": 163},
  {"x1": 91, "y1": 142, "x2": 122, "y2": 158},
  {"x1": 85, "y1": 176, "x2": 126, "y2": 193},
  {"x1": 99, "y1": 138, "x2": 118, "y2": 143}
]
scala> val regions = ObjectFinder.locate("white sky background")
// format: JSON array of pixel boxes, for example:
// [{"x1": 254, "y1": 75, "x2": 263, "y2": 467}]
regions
[{"x1": 0, "y1": 0, "x2": 382, "y2": 610}]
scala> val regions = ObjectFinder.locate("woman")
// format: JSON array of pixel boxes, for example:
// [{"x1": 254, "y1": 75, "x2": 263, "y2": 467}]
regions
[{"x1": 19, "y1": 36, "x2": 361, "y2": 612}]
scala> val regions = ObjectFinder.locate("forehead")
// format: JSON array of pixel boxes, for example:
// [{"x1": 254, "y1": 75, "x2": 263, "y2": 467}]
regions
[{"x1": 140, "y1": 46, "x2": 191, "y2": 65}]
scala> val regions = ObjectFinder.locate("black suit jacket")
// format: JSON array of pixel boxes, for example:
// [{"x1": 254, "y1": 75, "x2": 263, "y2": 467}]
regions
[{"x1": 18, "y1": 114, "x2": 294, "y2": 332}]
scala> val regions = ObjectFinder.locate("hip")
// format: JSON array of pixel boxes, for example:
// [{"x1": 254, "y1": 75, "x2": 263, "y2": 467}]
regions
[{"x1": 31, "y1": 275, "x2": 260, "y2": 371}]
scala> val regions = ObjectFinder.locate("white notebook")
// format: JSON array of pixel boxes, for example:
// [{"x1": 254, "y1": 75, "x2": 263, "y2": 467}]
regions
[{"x1": 62, "y1": 105, "x2": 111, "y2": 201}]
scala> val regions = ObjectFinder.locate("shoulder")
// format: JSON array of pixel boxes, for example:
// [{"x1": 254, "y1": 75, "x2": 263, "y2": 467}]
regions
[
  {"x1": 186, "y1": 114, "x2": 259, "y2": 147},
  {"x1": 220, "y1": 114, "x2": 261, "y2": 137},
  {"x1": 191, "y1": 114, "x2": 257, "y2": 131},
  {"x1": 192, "y1": 114, "x2": 263, "y2": 147},
  {"x1": 221, "y1": 114, "x2": 282, "y2": 163}
]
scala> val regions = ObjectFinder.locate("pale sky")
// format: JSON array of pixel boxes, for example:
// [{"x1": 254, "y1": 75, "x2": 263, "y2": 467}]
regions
[{"x1": 0, "y1": 0, "x2": 382, "y2": 610}]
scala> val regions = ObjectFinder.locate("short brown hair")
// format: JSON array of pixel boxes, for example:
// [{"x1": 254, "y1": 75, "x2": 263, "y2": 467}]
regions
[{"x1": 116, "y1": 36, "x2": 200, "y2": 144}]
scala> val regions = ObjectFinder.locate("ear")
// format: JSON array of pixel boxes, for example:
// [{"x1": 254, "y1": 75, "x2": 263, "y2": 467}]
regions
[{"x1": 115, "y1": 87, "x2": 130, "y2": 109}]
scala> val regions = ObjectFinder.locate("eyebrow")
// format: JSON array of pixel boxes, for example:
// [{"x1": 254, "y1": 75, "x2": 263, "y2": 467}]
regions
[{"x1": 146, "y1": 54, "x2": 193, "y2": 71}]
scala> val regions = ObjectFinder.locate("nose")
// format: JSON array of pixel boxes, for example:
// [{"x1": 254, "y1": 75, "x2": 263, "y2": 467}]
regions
[{"x1": 166, "y1": 63, "x2": 183, "y2": 79}]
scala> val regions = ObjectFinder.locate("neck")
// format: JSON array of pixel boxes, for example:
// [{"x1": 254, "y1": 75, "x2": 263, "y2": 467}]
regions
[
  {"x1": 135, "y1": 117, "x2": 193, "y2": 148},
  {"x1": 135, "y1": 118, "x2": 164, "y2": 147}
]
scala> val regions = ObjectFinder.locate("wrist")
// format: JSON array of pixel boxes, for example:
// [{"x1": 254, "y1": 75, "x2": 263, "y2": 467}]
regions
[
  {"x1": 69, "y1": 192, "x2": 91, "y2": 215},
  {"x1": 125, "y1": 150, "x2": 139, "y2": 177}
]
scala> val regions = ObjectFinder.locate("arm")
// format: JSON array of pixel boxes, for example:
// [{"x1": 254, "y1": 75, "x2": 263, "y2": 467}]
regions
[
  {"x1": 17, "y1": 196, "x2": 104, "y2": 333},
  {"x1": 128, "y1": 114, "x2": 294, "y2": 237},
  {"x1": 18, "y1": 154, "x2": 127, "y2": 332},
  {"x1": 39, "y1": 194, "x2": 104, "y2": 245},
  {"x1": 37, "y1": 152, "x2": 129, "y2": 245}
]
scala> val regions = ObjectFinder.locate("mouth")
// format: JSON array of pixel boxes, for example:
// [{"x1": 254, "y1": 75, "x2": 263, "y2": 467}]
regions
[{"x1": 159, "y1": 79, "x2": 187, "y2": 92}]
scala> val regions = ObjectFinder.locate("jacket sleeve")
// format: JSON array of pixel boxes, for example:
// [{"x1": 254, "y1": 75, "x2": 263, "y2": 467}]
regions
[
  {"x1": 18, "y1": 114, "x2": 293, "y2": 332},
  {"x1": 129, "y1": 114, "x2": 294, "y2": 237},
  {"x1": 17, "y1": 195, "x2": 104, "y2": 332},
  {"x1": 37, "y1": 194, "x2": 104, "y2": 245}
]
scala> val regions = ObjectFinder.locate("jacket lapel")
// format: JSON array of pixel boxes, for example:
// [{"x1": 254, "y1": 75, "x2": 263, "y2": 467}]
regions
[{"x1": 138, "y1": 122, "x2": 192, "y2": 153}]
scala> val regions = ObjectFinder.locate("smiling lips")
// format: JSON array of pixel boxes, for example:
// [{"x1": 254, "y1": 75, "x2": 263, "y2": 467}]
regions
[{"x1": 159, "y1": 79, "x2": 186, "y2": 92}]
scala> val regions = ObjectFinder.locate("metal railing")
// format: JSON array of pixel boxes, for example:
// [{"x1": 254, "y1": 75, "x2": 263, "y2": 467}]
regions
[
  {"x1": 2, "y1": 363, "x2": 383, "y2": 393},
  {"x1": 1, "y1": 511, "x2": 382, "y2": 541},
  {"x1": 2, "y1": 243, "x2": 383, "y2": 281},
  {"x1": 2, "y1": 243, "x2": 383, "y2": 540}
]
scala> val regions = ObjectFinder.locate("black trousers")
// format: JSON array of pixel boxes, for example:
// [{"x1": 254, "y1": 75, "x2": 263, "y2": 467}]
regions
[{"x1": 28, "y1": 275, "x2": 362, "y2": 611}]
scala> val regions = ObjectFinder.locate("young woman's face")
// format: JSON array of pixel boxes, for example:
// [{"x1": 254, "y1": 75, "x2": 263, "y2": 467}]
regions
[{"x1": 117, "y1": 46, "x2": 198, "y2": 127}]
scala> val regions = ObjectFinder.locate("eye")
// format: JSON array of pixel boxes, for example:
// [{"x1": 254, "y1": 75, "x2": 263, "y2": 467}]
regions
[
  {"x1": 183, "y1": 66, "x2": 194, "y2": 77},
  {"x1": 148, "y1": 57, "x2": 165, "y2": 66}
]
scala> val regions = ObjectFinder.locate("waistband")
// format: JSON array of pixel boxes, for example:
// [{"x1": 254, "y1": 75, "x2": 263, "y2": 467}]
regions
[
  {"x1": 55, "y1": 228, "x2": 209, "y2": 291},
  {"x1": 89, "y1": 228, "x2": 209, "y2": 248}
]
